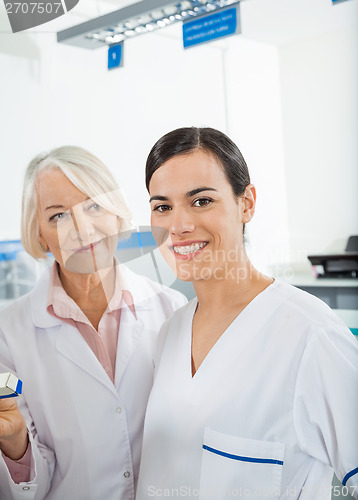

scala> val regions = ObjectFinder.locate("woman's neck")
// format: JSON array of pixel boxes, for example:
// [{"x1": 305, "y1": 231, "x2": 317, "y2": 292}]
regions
[
  {"x1": 58, "y1": 262, "x2": 116, "y2": 307},
  {"x1": 192, "y1": 257, "x2": 273, "y2": 314}
]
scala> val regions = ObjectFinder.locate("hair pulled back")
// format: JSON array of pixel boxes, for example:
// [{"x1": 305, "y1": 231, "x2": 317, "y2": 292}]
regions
[{"x1": 145, "y1": 127, "x2": 250, "y2": 198}]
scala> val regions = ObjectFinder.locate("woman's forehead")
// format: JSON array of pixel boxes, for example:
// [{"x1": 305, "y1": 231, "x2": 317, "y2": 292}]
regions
[
  {"x1": 36, "y1": 168, "x2": 87, "y2": 208},
  {"x1": 150, "y1": 150, "x2": 228, "y2": 194}
]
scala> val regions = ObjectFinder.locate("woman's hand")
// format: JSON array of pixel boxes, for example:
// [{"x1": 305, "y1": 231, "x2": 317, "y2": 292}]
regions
[{"x1": 0, "y1": 399, "x2": 28, "y2": 460}]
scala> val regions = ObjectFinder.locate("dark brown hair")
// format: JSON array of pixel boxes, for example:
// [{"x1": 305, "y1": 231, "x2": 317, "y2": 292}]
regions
[{"x1": 145, "y1": 127, "x2": 250, "y2": 198}]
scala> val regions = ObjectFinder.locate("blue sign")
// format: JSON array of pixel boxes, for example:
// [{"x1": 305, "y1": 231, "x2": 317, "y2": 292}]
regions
[
  {"x1": 183, "y1": 5, "x2": 240, "y2": 49},
  {"x1": 108, "y1": 43, "x2": 123, "y2": 70}
]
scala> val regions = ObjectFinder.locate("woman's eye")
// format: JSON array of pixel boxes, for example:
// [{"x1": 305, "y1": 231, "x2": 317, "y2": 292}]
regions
[
  {"x1": 49, "y1": 212, "x2": 70, "y2": 223},
  {"x1": 88, "y1": 203, "x2": 100, "y2": 212},
  {"x1": 87, "y1": 202, "x2": 106, "y2": 216},
  {"x1": 193, "y1": 198, "x2": 213, "y2": 207},
  {"x1": 153, "y1": 204, "x2": 172, "y2": 213}
]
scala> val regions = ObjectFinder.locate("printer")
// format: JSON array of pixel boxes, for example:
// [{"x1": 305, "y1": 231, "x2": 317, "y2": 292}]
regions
[{"x1": 308, "y1": 235, "x2": 358, "y2": 279}]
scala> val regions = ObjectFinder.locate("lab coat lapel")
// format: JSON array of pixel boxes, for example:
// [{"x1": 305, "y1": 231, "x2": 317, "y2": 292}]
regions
[
  {"x1": 30, "y1": 267, "x2": 61, "y2": 328},
  {"x1": 114, "y1": 304, "x2": 143, "y2": 388},
  {"x1": 56, "y1": 322, "x2": 117, "y2": 396}
]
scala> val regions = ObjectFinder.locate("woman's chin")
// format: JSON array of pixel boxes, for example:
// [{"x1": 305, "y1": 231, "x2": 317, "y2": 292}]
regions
[{"x1": 62, "y1": 251, "x2": 114, "y2": 274}]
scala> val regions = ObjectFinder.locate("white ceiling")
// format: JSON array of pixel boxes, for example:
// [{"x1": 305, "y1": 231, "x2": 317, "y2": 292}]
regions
[
  {"x1": 242, "y1": 0, "x2": 358, "y2": 45},
  {"x1": 70, "y1": 0, "x2": 141, "y2": 20},
  {"x1": 65, "y1": 0, "x2": 358, "y2": 46},
  {"x1": 0, "y1": 0, "x2": 357, "y2": 45}
]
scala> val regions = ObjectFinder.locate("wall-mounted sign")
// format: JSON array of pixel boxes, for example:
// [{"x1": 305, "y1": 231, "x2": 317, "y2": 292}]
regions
[
  {"x1": 332, "y1": 0, "x2": 351, "y2": 3},
  {"x1": 182, "y1": 4, "x2": 240, "y2": 49},
  {"x1": 108, "y1": 43, "x2": 123, "y2": 70}
]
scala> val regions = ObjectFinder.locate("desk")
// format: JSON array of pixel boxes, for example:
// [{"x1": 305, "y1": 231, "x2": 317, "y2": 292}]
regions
[
  {"x1": 292, "y1": 276, "x2": 358, "y2": 311},
  {"x1": 332, "y1": 309, "x2": 358, "y2": 336}
]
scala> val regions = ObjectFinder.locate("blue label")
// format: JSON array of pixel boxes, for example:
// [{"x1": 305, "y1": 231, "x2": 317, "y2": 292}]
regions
[
  {"x1": 183, "y1": 6, "x2": 239, "y2": 49},
  {"x1": 108, "y1": 43, "x2": 123, "y2": 70},
  {"x1": 16, "y1": 379, "x2": 23, "y2": 395}
]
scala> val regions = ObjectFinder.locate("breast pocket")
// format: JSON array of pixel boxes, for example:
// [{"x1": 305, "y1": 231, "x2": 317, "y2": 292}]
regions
[{"x1": 199, "y1": 427, "x2": 285, "y2": 499}]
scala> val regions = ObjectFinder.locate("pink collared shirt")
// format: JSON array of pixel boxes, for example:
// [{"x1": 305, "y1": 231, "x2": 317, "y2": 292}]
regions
[
  {"x1": 47, "y1": 262, "x2": 136, "y2": 384},
  {"x1": 4, "y1": 262, "x2": 136, "y2": 483}
]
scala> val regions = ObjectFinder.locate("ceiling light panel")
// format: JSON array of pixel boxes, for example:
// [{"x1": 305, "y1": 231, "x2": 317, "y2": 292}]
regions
[{"x1": 57, "y1": 0, "x2": 239, "y2": 49}]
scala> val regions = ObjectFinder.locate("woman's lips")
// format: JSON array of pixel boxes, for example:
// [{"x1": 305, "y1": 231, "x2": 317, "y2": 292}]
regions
[
  {"x1": 170, "y1": 241, "x2": 208, "y2": 260},
  {"x1": 70, "y1": 241, "x2": 101, "y2": 253}
]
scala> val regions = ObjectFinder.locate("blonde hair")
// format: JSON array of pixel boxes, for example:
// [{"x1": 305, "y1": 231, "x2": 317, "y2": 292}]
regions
[{"x1": 21, "y1": 146, "x2": 135, "y2": 260}]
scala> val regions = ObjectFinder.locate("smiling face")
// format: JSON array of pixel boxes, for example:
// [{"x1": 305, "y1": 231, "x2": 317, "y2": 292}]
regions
[
  {"x1": 37, "y1": 168, "x2": 120, "y2": 274},
  {"x1": 149, "y1": 149, "x2": 256, "y2": 282}
]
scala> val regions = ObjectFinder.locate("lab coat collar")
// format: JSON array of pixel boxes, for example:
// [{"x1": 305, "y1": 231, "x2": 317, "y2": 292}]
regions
[
  {"x1": 55, "y1": 320, "x2": 120, "y2": 396},
  {"x1": 30, "y1": 262, "x2": 164, "y2": 328},
  {"x1": 115, "y1": 263, "x2": 167, "y2": 310},
  {"x1": 30, "y1": 266, "x2": 148, "y2": 394},
  {"x1": 114, "y1": 306, "x2": 144, "y2": 387},
  {"x1": 31, "y1": 266, "x2": 62, "y2": 328}
]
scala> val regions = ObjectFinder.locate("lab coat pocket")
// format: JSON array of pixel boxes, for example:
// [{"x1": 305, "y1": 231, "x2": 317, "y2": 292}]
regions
[{"x1": 199, "y1": 427, "x2": 285, "y2": 499}]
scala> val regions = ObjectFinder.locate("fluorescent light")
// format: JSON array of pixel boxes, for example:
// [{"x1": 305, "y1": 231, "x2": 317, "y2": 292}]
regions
[
  {"x1": 138, "y1": 14, "x2": 152, "y2": 24},
  {"x1": 57, "y1": 0, "x2": 241, "y2": 49},
  {"x1": 151, "y1": 10, "x2": 164, "y2": 20},
  {"x1": 163, "y1": 5, "x2": 177, "y2": 15},
  {"x1": 180, "y1": 1, "x2": 192, "y2": 9},
  {"x1": 113, "y1": 34, "x2": 125, "y2": 42}
]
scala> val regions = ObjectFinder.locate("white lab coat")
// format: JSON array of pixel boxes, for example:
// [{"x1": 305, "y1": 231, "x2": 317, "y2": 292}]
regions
[
  {"x1": 137, "y1": 279, "x2": 358, "y2": 499},
  {"x1": 0, "y1": 265, "x2": 186, "y2": 500}
]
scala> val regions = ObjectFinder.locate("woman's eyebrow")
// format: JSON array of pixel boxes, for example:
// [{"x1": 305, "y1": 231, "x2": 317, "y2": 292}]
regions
[
  {"x1": 149, "y1": 188, "x2": 217, "y2": 203},
  {"x1": 186, "y1": 187, "x2": 217, "y2": 197},
  {"x1": 45, "y1": 205, "x2": 65, "y2": 211},
  {"x1": 149, "y1": 195, "x2": 169, "y2": 203},
  {"x1": 45, "y1": 198, "x2": 91, "y2": 211}
]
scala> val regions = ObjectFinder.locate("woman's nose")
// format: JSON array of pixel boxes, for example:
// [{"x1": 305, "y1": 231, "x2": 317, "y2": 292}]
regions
[
  {"x1": 169, "y1": 209, "x2": 195, "y2": 236},
  {"x1": 72, "y1": 211, "x2": 95, "y2": 242}
]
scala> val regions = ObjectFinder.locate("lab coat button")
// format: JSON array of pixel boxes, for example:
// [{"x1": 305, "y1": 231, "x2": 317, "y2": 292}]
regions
[
  {"x1": 22, "y1": 486, "x2": 30, "y2": 491},
  {"x1": 116, "y1": 406, "x2": 122, "y2": 413},
  {"x1": 124, "y1": 471, "x2": 130, "y2": 478}
]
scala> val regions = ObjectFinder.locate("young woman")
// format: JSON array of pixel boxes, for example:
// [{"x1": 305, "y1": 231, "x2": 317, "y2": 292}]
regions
[
  {"x1": 136, "y1": 127, "x2": 358, "y2": 499},
  {"x1": 0, "y1": 146, "x2": 186, "y2": 500}
]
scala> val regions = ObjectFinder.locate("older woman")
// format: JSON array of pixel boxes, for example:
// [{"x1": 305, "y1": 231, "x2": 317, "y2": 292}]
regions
[
  {"x1": 0, "y1": 146, "x2": 186, "y2": 500},
  {"x1": 136, "y1": 127, "x2": 358, "y2": 499}
]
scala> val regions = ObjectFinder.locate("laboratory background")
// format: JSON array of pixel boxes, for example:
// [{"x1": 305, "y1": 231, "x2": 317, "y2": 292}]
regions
[{"x1": 0, "y1": 0, "x2": 357, "y2": 498}]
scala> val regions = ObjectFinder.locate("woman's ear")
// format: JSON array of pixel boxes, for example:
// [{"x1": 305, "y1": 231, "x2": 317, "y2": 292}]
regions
[{"x1": 241, "y1": 184, "x2": 256, "y2": 224}]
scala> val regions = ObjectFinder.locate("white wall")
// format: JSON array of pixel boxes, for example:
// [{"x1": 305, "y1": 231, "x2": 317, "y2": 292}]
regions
[
  {"x1": 224, "y1": 37, "x2": 289, "y2": 274},
  {"x1": 0, "y1": 21, "x2": 285, "y2": 265},
  {"x1": 0, "y1": 24, "x2": 227, "y2": 239},
  {"x1": 0, "y1": 4, "x2": 357, "y2": 279},
  {"x1": 279, "y1": 25, "x2": 358, "y2": 270}
]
